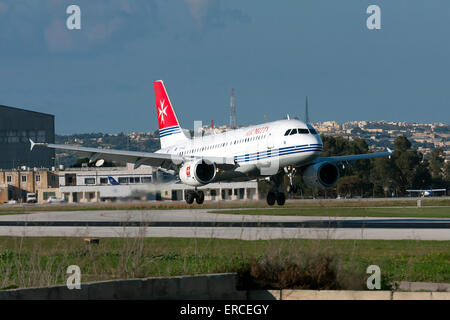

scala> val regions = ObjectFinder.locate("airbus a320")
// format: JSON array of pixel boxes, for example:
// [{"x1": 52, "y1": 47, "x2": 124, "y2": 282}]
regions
[{"x1": 31, "y1": 80, "x2": 392, "y2": 205}]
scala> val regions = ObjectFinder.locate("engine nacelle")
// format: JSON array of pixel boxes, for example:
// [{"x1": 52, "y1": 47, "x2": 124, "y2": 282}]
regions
[
  {"x1": 302, "y1": 162, "x2": 339, "y2": 189},
  {"x1": 179, "y1": 159, "x2": 216, "y2": 186}
]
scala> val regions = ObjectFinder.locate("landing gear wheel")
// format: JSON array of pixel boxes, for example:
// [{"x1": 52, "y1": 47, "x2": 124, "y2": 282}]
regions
[
  {"x1": 276, "y1": 192, "x2": 286, "y2": 206},
  {"x1": 196, "y1": 191, "x2": 205, "y2": 204},
  {"x1": 185, "y1": 191, "x2": 195, "y2": 204},
  {"x1": 267, "y1": 192, "x2": 276, "y2": 206}
]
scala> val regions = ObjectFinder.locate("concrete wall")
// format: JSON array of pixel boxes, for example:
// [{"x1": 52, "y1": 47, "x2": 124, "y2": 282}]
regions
[
  {"x1": 0, "y1": 274, "x2": 448, "y2": 300},
  {"x1": 248, "y1": 290, "x2": 450, "y2": 300},
  {"x1": 396, "y1": 281, "x2": 450, "y2": 292},
  {"x1": 0, "y1": 273, "x2": 246, "y2": 300}
]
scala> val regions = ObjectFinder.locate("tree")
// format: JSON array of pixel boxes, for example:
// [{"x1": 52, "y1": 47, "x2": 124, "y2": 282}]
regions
[
  {"x1": 370, "y1": 156, "x2": 401, "y2": 197},
  {"x1": 392, "y1": 136, "x2": 422, "y2": 193},
  {"x1": 429, "y1": 148, "x2": 445, "y2": 179},
  {"x1": 410, "y1": 159, "x2": 432, "y2": 189},
  {"x1": 445, "y1": 161, "x2": 450, "y2": 182},
  {"x1": 394, "y1": 135, "x2": 412, "y2": 152},
  {"x1": 337, "y1": 176, "x2": 365, "y2": 197}
]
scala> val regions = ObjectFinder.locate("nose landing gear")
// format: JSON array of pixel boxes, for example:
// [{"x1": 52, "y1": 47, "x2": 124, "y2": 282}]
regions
[
  {"x1": 286, "y1": 184, "x2": 299, "y2": 194},
  {"x1": 285, "y1": 166, "x2": 299, "y2": 194}
]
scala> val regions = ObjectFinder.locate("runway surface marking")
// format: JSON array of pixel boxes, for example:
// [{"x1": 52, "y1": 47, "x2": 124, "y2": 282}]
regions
[
  {"x1": 0, "y1": 219, "x2": 448, "y2": 229},
  {"x1": 0, "y1": 209, "x2": 448, "y2": 240}
]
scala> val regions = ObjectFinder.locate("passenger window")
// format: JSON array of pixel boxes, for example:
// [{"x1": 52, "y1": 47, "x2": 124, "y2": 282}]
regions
[
  {"x1": 284, "y1": 129, "x2": 291, "y2": 136},
  {"x1": 289, "y1": 129, "x2": 297, "y2": 135},
  {"x1": 298, "y1": 128, "x2": 309, "y2": 134}
]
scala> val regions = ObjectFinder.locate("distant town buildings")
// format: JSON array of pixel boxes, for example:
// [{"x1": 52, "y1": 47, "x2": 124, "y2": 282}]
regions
[{"x1": 309, "y1": 120, "x2": 449, "y2": 158}]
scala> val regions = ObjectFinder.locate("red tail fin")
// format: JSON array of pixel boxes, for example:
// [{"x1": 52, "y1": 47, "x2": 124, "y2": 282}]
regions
[
  {"x1": 154, "y1": 80, "x2": 180, "y2": 131},
  {"x1": 153, "y1": 80, "x2": 187, "y2": 148}
]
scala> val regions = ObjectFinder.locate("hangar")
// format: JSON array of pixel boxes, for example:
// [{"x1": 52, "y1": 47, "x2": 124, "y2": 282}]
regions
[{"x1": 0, "y1": 105, "x2": 55, "y2": 169}]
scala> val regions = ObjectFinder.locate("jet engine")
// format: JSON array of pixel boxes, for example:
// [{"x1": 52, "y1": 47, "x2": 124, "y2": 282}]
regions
[
  {"x1": 302, "y1": 162, "x2": 339, "y2": 189},
  {"x1": 179, "y1": 159, "x2": 217, "y2": 186}
]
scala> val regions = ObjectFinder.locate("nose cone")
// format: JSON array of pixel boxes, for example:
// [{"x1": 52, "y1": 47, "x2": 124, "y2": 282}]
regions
[
  {"x1": 307, "y1": 134, "x2": 323, "y2": 154},
  {"x1": 306, "y1": 123, "x2": 322, "y2": 152},
  {"x1": 313, "y1": 134, "x2": 322, "y2": 146}
]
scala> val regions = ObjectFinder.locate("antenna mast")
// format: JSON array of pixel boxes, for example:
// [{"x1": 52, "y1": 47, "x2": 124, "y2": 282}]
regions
[
  {"x1": 305, "y1": 96, "x2": 309, "y2": 123},
  {"x1": 229, "y1": 88, "x2": 237, "y2": 129}
]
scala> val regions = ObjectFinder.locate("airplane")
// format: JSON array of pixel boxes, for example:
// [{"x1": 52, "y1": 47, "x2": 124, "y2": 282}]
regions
[
  {"x1": 108, "y1": 176, "x2": 120, "y2": 185},
  {"x1": 406, "y1": 187, "x2": 446, "y2": 197},
  {"x1": 30, "y1": 80, "x2": 392, "y2": 206}
]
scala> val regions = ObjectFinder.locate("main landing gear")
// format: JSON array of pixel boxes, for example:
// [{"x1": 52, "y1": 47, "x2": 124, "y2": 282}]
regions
[
  {"x1": 266, "y1": 191, "x2": 285, "y2": 206},
  {"x1": 265, "y1": 171, "x2": 286, "y2": 206},
  {"x1": 265, "y1": 166, "x2": 301, "y2": 206},
  {"x1": 185, "y1": 190, "x2": 205, "y2": 205}
]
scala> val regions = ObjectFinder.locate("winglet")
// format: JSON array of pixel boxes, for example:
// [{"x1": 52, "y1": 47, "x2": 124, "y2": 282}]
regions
[
  {"x1": 29, "y1": 139, "x2": 47, "y2": 151},
  {"x1": 29, "y1": 139, "x2": 36, "y2": 151},
  {"x1": 387, "y1": 147, "x2": 393, "y2": 159}
]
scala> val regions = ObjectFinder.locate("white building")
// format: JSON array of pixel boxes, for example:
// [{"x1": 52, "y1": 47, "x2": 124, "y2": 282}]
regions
[
  {"x1": 59, "y1": 164, "x2": 155, "y2": 202},
  {"x1": 58, "y1": 165, "x2": 259, "y2": 203}
]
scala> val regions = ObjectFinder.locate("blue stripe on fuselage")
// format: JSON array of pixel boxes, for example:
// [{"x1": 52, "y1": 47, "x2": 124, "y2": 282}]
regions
[{"x1": 233, "y1": 146, "x2": 322, "y2": 163}]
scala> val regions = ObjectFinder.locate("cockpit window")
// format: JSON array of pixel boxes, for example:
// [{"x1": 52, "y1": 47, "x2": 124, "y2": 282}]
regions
[{"x1": 285, "y1": 128, "x2": 315, "y2": 136}]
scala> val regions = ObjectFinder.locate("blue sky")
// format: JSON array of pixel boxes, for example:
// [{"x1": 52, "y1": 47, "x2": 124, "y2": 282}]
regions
[{"x1": 0, "y1": 0, "x2": 448, "y2": 134}]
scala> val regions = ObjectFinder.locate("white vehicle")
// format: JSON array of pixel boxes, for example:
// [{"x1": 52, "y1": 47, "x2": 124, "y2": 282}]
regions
[
  {"x1": 30, "y1": 80, "x2": 392, "y2": 206},
  {"x1": 47, "y1": 196, "x2": 65, "y2": 203},
  {"x1": 26, "y1": 193, "x2": 37, "y2": 203}
]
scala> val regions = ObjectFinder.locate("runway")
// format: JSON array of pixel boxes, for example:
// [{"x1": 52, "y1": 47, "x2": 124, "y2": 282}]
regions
[{"x1": 0, "y1": 209, "x2": 449, "y2": 240}]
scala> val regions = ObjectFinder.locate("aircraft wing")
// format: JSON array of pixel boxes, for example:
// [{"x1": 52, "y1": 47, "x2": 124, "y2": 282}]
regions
[
  {"x1": 407, "y1": 189, "x2": 446, "y2": 192},
  {"x1": 30, "y1": 140, "x2": 236, "y2": 170},
  {"x1": 312, "y1": 149, "x2": 392, "y2": 164}
]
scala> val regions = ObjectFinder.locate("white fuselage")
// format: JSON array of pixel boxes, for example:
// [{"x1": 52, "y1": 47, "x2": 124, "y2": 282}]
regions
[{"x1": 157, "y1": 119, "x2": 323, "y2": 181}]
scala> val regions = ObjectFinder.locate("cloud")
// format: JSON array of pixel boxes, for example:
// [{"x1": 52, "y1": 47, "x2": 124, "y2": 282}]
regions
[
  {"x1": 0, "y1": 0, "x2": 161, "y2": 54},
  {"x1": 0, "y1": 0, "x2": 249, "y2": 54},
  {"x1": 44, "y1": 18, "x2": 75, "y2": 51},
  {"x1": 86, "y1": 17, "x2": 125, "y2": 43},
  {"x1": 0, "y1": 1, "x2": 8, "y2": 14},
  {"x1": 184, "y1": 0, "x2": 211, "y2": 26},
  {"x1": 184, "y1": 0, "x2": 250, "y2": 29}
]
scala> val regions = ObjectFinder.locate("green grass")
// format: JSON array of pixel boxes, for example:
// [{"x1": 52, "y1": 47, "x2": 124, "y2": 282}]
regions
[
  {"x1": 211, "y1": 206, "x2": 450, "y2": 218},
  {"x1": 0, "y1": 237, "x2": 448, "y2": 290},
  {"x1": 0, "y1": 198, "x2": 449, "y2": 217}
]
